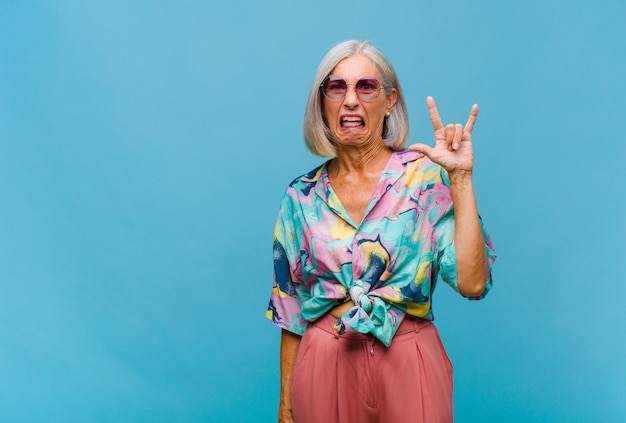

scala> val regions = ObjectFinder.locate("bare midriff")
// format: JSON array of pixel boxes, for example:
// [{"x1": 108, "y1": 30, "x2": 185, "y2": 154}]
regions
[{"x1": 329, "y1": 300, "x2": 356, "y2": 319}]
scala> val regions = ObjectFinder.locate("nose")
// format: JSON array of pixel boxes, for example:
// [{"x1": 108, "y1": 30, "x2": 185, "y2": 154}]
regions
[{"x1": 343, "y1": 85, "x2": 359, "y2": 108}]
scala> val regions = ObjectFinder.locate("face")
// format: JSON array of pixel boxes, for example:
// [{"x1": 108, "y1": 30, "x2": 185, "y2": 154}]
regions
[{"x1": 322, "y1": 54, "x2": 397, "y2": 150}]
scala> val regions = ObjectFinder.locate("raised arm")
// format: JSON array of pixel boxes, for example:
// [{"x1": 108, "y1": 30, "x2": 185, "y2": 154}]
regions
[{"x1": 409, "y1": 96, "x2": 489, "y2": 296}]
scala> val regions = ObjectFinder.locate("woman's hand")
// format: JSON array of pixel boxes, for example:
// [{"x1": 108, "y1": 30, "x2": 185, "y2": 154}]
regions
[
  {"x1": 408, "y1": 96, "x2": 478, "y2": 175},
  {"x1": 278, "y1": 405, "x2": 295, "y2": 423},
  {"x1": 410, "y1": 97, "x2": 489, "y2": 296}
]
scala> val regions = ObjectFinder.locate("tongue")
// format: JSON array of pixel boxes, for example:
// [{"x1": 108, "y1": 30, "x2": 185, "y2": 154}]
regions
[{"x1": 342, "y1": 121, "x2": 363, "y2": 128}]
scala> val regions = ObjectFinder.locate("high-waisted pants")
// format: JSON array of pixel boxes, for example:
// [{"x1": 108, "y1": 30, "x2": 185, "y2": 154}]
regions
[{"x1": 291, "y1": 313, "x2": 454, "y2": 423}]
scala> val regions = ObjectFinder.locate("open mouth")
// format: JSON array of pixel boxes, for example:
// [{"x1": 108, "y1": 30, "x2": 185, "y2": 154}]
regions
[{"x1": 341, "y1": 116, "x2": 364, "y2": 128}]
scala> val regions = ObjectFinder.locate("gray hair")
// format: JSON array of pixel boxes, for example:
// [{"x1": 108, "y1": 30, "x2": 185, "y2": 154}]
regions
[{"x1": 303, "y1": 40, "x2": 409, "y2": 157}]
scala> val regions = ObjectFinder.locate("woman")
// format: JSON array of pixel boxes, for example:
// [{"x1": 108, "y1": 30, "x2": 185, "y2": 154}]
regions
[{"x1": 266, "y1": 40, "x2": 496, "y2": 423}]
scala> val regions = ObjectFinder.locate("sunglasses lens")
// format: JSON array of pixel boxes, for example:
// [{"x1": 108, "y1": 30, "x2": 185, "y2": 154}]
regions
[
  {"x1": 355, "y1": 79, "x2": 381, "y2": 99},
  {"x1": 323, "y1": 77, "x2": 347, "y2": 99}
]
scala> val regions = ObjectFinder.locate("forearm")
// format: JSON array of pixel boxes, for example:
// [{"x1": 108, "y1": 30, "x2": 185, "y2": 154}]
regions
[
  {"x1": 449, "y1": 171, "x2": 489, "y2": 297},
  {"x1": 279, "y1": 329, "x2": 301, "y2": 422}
]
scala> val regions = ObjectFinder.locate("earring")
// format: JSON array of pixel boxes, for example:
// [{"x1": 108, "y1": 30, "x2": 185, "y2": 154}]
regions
[{"x1": 385, "y1": 111, "x2": 390, "y2": 117}]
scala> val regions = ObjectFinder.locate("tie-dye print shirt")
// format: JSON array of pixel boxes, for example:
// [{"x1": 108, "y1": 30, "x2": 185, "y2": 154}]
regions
[{"x1": 266, "y1": 150, "x2": 496, "y2": 347}]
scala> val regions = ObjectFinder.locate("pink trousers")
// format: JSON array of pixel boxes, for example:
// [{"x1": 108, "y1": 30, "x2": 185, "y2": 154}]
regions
[{"x1": 291, "y1": 313, "x2": 454, "y2": 423}]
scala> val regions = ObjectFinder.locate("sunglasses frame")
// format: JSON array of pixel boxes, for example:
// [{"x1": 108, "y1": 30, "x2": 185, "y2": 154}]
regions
[{"x1": 320, "y1": 76, "x2": 384, "y2": 102}]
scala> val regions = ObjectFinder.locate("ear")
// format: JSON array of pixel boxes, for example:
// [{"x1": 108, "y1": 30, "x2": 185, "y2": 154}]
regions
[{"x1": 386, "y1": 88, "x2": 398, "y2": 113}]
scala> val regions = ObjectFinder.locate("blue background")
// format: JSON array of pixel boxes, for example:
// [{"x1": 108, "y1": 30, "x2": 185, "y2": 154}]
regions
[{"x1": 1, "y1": 1, "x2": 625, "y2": 421}]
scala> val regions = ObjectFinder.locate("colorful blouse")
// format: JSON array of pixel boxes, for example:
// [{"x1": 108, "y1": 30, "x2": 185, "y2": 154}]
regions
[{"x1": 266, "y1": 150, "x2": 496, "y2": 347}]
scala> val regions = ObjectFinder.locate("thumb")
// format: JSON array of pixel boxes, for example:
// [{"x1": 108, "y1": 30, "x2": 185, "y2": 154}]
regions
[{"x1": 408, "y1": 142, "x2": 434, "y2": 158}]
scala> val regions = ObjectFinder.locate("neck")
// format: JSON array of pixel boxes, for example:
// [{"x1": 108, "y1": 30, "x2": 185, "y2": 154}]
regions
[{"x1": 329, "y1": 141, "x2": 393, "y2": 178}]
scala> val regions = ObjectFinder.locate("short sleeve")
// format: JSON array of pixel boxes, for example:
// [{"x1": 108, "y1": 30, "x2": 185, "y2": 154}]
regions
[
  {"x1": 431, "y1": 169, "x2": 497, "y2": 300},
  {"x1": 265, "y1": 190, "x2": 309, "y2": 335}
]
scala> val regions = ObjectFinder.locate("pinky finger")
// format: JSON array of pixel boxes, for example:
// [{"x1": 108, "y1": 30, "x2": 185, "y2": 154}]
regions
[{"x1": 465, "y1": 104, "x2": 479, "y2": 132}]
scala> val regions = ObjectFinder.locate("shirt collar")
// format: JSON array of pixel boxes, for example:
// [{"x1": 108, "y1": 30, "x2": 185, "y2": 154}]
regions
[{"x1": 301, "y1": 149, "x2": 424, "y2": 185}]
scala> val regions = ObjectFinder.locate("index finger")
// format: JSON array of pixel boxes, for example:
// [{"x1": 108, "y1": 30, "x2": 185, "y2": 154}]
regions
[
  {"x1": 464, "y1": 104, "x2": 479, "y2": 133},
  {"x1": 426, "y1": 96, "x2": 443, "y2": 131}
]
